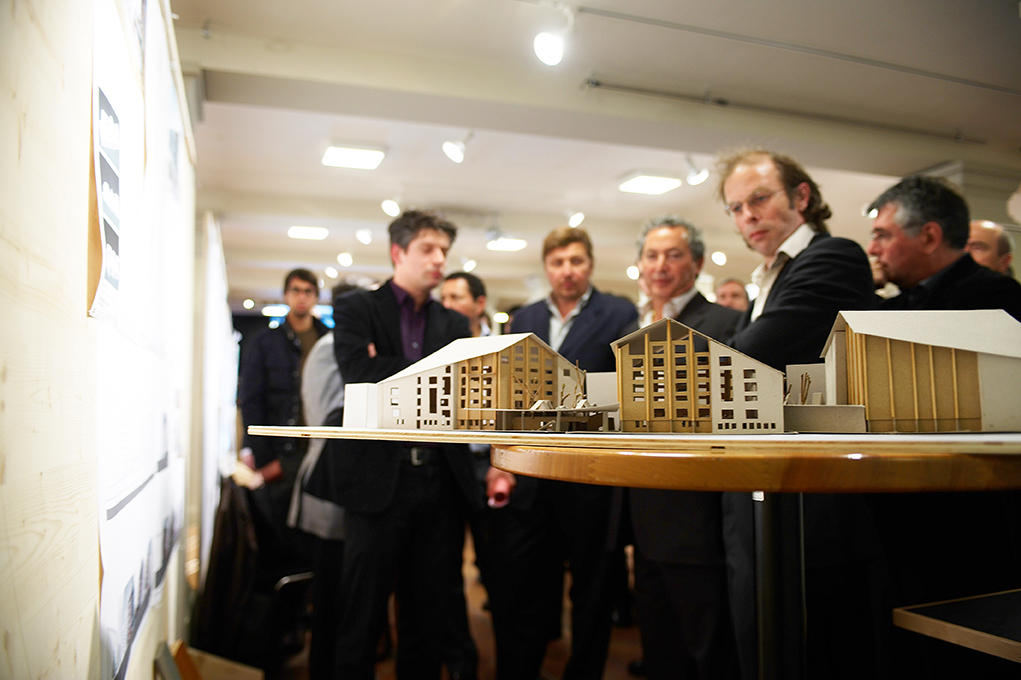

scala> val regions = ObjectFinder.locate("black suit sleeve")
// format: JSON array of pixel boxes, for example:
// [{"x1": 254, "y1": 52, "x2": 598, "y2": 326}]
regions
[
  {"x1": 728, "y1": 237, "x2": 873, "y2": 370},
  {"x1": 333, "y1": 289, "x2": 410, "y2": 384}
]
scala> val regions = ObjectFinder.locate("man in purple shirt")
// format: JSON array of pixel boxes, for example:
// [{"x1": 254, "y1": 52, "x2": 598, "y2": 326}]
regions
[{"x1": 304, "y1": 211, "x2": 483, "y2": 678}]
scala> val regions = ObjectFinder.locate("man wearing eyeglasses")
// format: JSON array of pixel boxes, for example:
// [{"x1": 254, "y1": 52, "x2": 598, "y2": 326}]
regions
[
  {"x1": 717, "y1": 150, "x2": 880, "y2": 680},
  {"x1": 237, "y1": 268, "x2": 329, "y2": 655}
]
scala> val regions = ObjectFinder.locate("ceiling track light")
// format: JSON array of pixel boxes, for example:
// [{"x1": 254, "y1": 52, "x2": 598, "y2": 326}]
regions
[
  {"x1": 532, "y1": 2, "x2": 574, "y2": 66},
  {"x1": 684, "y1": 155, "x2": 709, "y2": 186},
  {"x1": 485, "y1": 228, "x2": 527, "y2": 252},
  {"x1": 442, "y1": 131, "x2": 474, "y2": 164}
]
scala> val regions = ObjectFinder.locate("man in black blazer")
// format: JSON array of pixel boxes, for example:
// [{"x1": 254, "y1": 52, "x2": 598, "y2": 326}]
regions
[
  {"x1": 718, "y1": 149, "x2": 880, "y2": 680},
  {"x1": 629, "y1": 217, "x2": 742, "y2": 679},
  {"x1": 486, "y1": 227, "x2": 637, "y2": 680},
  {"x1": 866, "y1": 176, "x2": 1021, "y2": 678},
  {"x1": 304, "y1": 211, "x2": 481, "y2": 678}
]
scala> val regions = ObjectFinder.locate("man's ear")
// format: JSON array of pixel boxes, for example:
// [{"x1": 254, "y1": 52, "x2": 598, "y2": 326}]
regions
[
  {"x1": 793, "y1": 182, "x2": 810, "y2": 213},
  {"x1": 918, "y1": 221, "x2": 945, "y2": 254},
  {"x1": 390, "y1": 242, "x2": 403, "y2": 267},
  {"x1": 694, "y1": 257, "x2": 705, "y2": 275}
]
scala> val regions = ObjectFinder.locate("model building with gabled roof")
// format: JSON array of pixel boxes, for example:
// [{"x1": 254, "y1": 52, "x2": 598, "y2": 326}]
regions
[
  {"x1": 612, "y1": 318, "x2": 784, "y2": 433},
  {"x1": 822, "y1": 309, "x2": 1021, "y2": 432},
  {"x1": 343, "y1": 332, "x2": 586, "y2": 430}
]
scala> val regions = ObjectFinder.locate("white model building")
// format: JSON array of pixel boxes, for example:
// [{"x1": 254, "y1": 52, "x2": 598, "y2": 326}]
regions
[
  {"x1": 612, "y1": 318, "x2": 784, "y2": 433},
  {"x1": 343, "y1": 333, "x2": 586, "y2": 430},
  {"x1": 821, "y1": 309, "x2": 1021, "y2": 432}
]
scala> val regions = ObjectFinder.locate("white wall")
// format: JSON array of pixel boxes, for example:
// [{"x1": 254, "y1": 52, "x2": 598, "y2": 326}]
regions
[{"x1": 0, "y1": 1, "x2": 207, "y2": 677}]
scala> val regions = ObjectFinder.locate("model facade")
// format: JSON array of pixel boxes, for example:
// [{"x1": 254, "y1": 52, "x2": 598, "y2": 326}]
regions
[
  {"x1": 612, "y1": 318, "x2": 784, "y2": 433},
  {"x1": 344, "y1": 333, "x2": 586, "y2": 430},
  {"x1": 822, "y1": 309, "x2": 1021, "y2": 432}
]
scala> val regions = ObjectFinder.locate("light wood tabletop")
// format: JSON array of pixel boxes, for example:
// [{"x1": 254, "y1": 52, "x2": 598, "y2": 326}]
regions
[{"x1": 248, "y1": 426, "x2": 1021, "y2": 493}]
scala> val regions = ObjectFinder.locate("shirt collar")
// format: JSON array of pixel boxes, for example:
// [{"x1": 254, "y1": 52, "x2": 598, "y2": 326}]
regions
[
  {"x1": 751, "y1": 223, "x2": 815, "y2": 286},
  {"x1": 639, "y1": 286, "x2": 698, "y2": 326},
  {"x1": 545, "y1": 286, "x2": 593, "y2": 321}
]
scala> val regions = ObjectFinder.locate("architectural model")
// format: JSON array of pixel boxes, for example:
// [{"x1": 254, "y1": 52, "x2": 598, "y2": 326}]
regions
[
  {"x1": 340, "y1": 310, "x2": 1020, "y2": 436},
  {"x1": 611, "y1": 318, "x2": 785, "y2": 433},
  {"x1": 343, "y1": 333, "x2": 598, "y2": 431},
  {"x1": 820, "y1": 309, "x2": 1021, "y2": 432}
]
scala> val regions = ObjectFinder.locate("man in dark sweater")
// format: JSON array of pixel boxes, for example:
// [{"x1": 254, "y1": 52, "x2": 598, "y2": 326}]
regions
[{"x1": 866, "y1": 175, "x2": 1021, "y2": 679}]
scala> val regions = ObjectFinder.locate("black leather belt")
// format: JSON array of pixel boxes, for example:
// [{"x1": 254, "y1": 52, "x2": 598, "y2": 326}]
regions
[{"x1": 403, "y1": 445, "x2": 440, "y2": 466}]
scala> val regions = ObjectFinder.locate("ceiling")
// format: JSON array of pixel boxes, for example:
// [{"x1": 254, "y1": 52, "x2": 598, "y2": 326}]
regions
[{"x1": 169, "y1": 0, "x2": 1021, "y2": 313}]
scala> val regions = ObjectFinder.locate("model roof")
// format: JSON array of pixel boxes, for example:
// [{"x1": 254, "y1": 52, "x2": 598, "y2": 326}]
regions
[
  {"x1": 383, "y1": 332, "x2": 565, "y2": 381},
  {"x1": 822, "y1": 310, "x2": 1021, "y2": 359}
]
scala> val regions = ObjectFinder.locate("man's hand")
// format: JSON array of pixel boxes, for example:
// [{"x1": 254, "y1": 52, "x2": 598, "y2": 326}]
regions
[
  {"x1": 257, "y1": 458, "x2": 284, "y2": 483},
  {"x1": 485, "y1": 467, "x2": 516, "y2": 508},
  {"x1": 367, "y1": 342, "x2": 377, "y2": 358}
]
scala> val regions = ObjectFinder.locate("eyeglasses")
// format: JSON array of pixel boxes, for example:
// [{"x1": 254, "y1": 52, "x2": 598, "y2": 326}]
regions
[
  {"x1": 725, "y1": 188, "x2": 784, "y2": 217},
  {"x1": 286, "y1": 286, "x2": 318, "y2": 296}
]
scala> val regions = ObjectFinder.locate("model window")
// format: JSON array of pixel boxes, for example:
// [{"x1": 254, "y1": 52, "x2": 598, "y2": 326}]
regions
[
  {"x1": 722, "y1": 409, "x2": 734, "y2": 419},
  {"x1": 746, "y1": 409, "x2": 758, "y2": 419},
  {"x1": 744, "y1": 369, "x2": 756, "y2": 379},
  {"x1": 720, "y1": 356, "x2": 732, "y2": 366}
]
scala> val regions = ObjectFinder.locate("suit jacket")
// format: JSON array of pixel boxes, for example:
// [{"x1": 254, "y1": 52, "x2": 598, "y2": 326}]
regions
[
  {"x1": 878, "y1": 252, "x2": 1021, "y2": 321},
  {"x1": 630, "y1": 293, "x2": 742, "y2": 564},
  {"x1": 510, "y1": 287, "x2": 638, "y2": 373},
  {"x1": 303, "y1": 281, "x2": 479, "y2": 514},
  {"x1": 728, "y1": 233, "x2": 875, "y2": 371},
  {"x1": 238, "y1": 317, "x2": 329, "y2": 467},
  {"x1": 508, "y1": 287, "x2": 638, "y2": 509}
]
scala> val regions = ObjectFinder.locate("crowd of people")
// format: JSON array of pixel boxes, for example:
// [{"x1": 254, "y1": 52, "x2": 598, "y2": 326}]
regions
[{"x1": 236, "y1": 148, "x2": 1020, "y2": 680}]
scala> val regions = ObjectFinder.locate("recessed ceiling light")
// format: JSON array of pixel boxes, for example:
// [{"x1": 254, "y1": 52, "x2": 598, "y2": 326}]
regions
[
  {"x1": 463, "y1": 259, "x2": 477, "y2": 272},
  {"x1": 242, "y1": 298, "x2": 255, "y2": 310},
  {"x1": 262, "y1": 304, "x2": 289, "y2": 317},
  {"x1": 711, "y1": 251, "x2": 727, "y2": 266},
  {"x1": 380, "y1": 199, "x2": 401, "y2": 217},
  {"x1": 288, "y1": 225, "x2": 329, "y2": 240},
  {"x1": 568, "y1": 211, "x2": 585, "y2": 228},
  {"x1": 486, "y1": 236, "x2": 528, "y2": 252},
  {"x1": 325, "y1": 266, "x2": 339, "y2": 279},
  {"x1": 746, "y1": 283, "x2": 760, "y2": 299},
  {"x1": 626, "y1": 265, "x2": 640, "y2": 280},
  {"x1": 337, "y1": 252, "x2": 354, "y2": 267},
  {"x1": 493, "y1": 312, "x2": 510, "y2": 324},
  {"x1": 618, "y1": 173, "x2": 682, "y2": 195},
  {"x1": 321, "y1": 145, "x2": 386, "y2": 170},
  {"x1": 355, "y1": 229, "x2": 373, "y2": 245}
]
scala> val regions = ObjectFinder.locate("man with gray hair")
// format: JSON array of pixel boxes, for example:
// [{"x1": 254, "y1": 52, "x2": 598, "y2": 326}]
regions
[
  {"x1": 630, "y1": 216, "x2": 742, "y2": 679},
  {"x1": 867, "y1": 176, "x2": 1021, "y2": 320},
  {"x1": 966, "y1": 219, "x2": 1015, "y2": 277}
]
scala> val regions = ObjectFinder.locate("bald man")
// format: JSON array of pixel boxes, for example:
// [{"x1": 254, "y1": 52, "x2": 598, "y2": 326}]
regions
[{"x1": 966, "y1": 219, "x2": 1014, "y2": 275}]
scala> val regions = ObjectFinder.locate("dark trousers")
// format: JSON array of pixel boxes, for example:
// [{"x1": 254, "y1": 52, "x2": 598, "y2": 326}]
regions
[
  {"x1": 310, "y1": 538, "x2": 344, "y2": 679},
  {"x1": 634, "y1": 552, "x2": 739, "y2": 680},
  {"x1": 486, "y1": 479, "x2": 615, "y2": 680},
  {"x1": 333, "y1": 458, "x2": 477, "y2": 679}
]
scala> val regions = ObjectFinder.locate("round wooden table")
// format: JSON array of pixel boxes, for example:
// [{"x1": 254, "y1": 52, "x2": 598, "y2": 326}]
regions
[{"x1": 489, "y1": 432, "x2": 1021, "y2": 493}]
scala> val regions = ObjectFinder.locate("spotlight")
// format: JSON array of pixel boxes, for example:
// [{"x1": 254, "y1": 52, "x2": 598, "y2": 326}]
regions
[
  {"x1": 532, "y1": 3, "x2": 574, "y2": 67},
  {"x1": 684, "y1": 155, "x2": 709, "y2": 186},
  {"x1": 381, "y1": 199, "x2": 401, "y2": 217},
  {"x1": 442, "y1": 131, "x2": 474, "y2": 164},
  {"x1": 568, "y1": 211, "x2": 585, "y2": 228}
]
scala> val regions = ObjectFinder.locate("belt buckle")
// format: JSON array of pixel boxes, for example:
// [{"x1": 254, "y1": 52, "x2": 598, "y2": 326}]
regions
[{"x1": 409, "y1": 447, "x2": 426, "y2": 466}]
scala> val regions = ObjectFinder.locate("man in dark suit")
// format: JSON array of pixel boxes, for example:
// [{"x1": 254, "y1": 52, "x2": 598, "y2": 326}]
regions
[
  {"x1": 718, "y1": 149, "x2": 880, "y2": 679},
  {"x1": 304, "y1": 210, "x2": 481, "y2": 679},
  {"x1": 629, "y1": 217, "x2": 742, "y2": 679},
  {"x1": 866, "y1": 176, "x2": 1021, "y2": 679},
  {"x1": 486, "y1": 227, "x2": 637, "y2": 680},
  {"x1": 868, "y1": 176, "x2": 1021, "y2": 321}
]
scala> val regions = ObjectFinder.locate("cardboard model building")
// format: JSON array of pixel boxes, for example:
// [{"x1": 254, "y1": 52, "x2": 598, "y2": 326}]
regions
[
  {"x1": 612, "y1": 318, "x2": 784, "y2": 433},
  {"x1": 343, "y1": 333, "x2": 593, "y2": 431},
  {"x1": 821, "y1": 309, "x2": 1021, "y2": 432}
]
